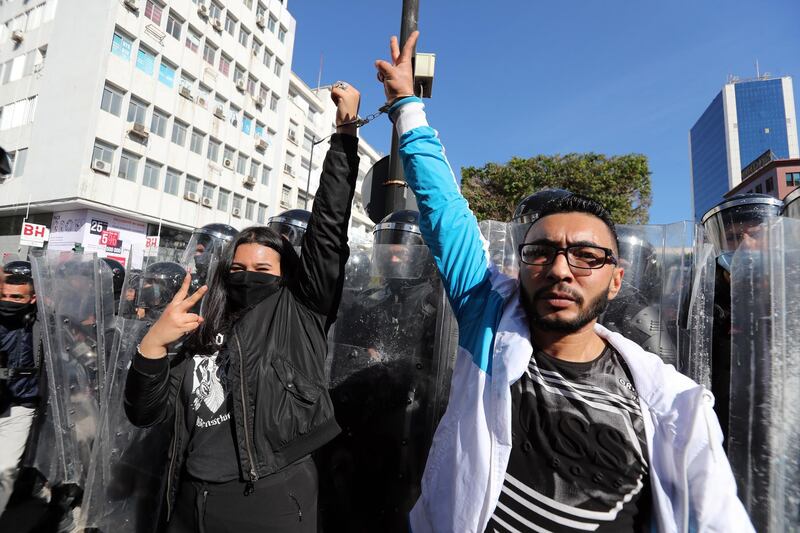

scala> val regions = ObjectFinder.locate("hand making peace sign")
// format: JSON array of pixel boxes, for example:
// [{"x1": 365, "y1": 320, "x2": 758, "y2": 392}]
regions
[
  {"x1": 375, "y1": 30, "x2": 419, "y2": 103},
  {"x1": 139, "y1": 274, "x2": 208, "y2": 359}
]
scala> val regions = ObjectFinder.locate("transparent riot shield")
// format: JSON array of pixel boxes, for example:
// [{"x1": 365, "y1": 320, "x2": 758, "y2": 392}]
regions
[
  {"x1": 600, "y1": 223, "x2": 698, "y2": 368},
  {"x1": 29, "y1": 251, "x2": 109, "y2": 487},
  {"x1": 318, "y1": 243, "x2": 456, "y2": 533},
  {"x1": 479, "y1": 220, "x2": 518, "y2": 277},
  {"x1": 728, "y1": 217, "x2": 800, "y2": 532},
  {"x1": 80, "y1": 257, "x2": 203, "y2": 533}
]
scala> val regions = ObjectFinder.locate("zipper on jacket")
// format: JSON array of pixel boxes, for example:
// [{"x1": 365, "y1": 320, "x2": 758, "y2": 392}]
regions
[
  {"x1": 165, "y1": 371, "x2": 186, "y2": 521},
  {"x1": 234, "y1": 331, "x2": 259, "y2": 494},
  {"x1": 290, "y1": 493, "x2": 303, "y2": 522}
]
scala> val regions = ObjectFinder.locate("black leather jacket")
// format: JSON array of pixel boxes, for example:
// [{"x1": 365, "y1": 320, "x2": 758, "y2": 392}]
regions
[{"x1": 123, "y1": 134, "x2": 360, "y2": 521}]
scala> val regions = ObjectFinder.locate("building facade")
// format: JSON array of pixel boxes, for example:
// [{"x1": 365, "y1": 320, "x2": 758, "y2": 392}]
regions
[
  {"x1": 689, "y1": 76, "x2": 799, "y2": 220},
  {"x1": 0, "y1": 0, "x2": 381, "y2": 266},
  {"x1": 724, "y1": 151, "x2": 800, "y2": 201}
]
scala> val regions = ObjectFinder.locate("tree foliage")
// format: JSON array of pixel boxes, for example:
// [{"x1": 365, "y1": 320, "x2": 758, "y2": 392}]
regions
[{"x1": 460, "y1": 153, "x2": 652, "y2": 224}]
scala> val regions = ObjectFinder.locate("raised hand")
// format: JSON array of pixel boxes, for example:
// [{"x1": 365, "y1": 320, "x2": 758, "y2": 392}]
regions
[
  {"x1": 375, "y1": 30, "x2": 419, "y2": 103},
  {"x1": 330, "y1": 81, "x2": 361, "y2": 136},
  {"x1": 138, "y1": 274, "x2": 207, "y2": 358}
]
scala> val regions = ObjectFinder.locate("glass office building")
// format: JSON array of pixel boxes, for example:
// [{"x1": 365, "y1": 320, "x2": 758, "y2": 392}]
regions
[{"x1": 690, "y1": 77, "x2": 799, "y2": 219}]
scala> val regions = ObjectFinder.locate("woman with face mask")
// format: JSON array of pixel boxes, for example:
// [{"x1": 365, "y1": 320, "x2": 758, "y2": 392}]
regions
[{"x1": 124, "y1": 82, "x2": 362, "y2": 533}]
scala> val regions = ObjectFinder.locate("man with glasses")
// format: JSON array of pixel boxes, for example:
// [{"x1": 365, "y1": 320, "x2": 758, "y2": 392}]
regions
[{"x1": 375, "y1": 31, "x2": 751, "y2": 532}]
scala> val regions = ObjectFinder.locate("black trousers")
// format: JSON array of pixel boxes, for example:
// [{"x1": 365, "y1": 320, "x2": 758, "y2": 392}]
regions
[{"x1": 167, "y1": 456, "x2": 318, "y2": 533}]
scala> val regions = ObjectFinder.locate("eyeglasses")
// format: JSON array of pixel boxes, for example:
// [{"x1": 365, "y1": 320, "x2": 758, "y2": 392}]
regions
[{"x1": 518, "y1": 243, "x2": 617, "y2": 270}]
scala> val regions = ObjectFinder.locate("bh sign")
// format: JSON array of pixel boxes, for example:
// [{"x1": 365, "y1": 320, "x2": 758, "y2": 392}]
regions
[{"x1": 19, "y1": 222, "x2": 50, "y2": 248}]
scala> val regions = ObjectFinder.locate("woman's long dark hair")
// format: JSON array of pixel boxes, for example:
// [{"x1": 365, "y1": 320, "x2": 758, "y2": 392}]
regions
[{"x1": 186, "y1": 225, "x2": 299, "y2": 353}]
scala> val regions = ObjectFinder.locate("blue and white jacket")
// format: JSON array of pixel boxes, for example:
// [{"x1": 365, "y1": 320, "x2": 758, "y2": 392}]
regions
[{"x1": 389, "y1": 97, "x2": 754, "y2": 533}]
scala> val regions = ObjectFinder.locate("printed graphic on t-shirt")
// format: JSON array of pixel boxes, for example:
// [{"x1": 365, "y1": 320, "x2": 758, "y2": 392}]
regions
[{"x1": 191, "y1": 353, "x2": 230, "y2": 429}]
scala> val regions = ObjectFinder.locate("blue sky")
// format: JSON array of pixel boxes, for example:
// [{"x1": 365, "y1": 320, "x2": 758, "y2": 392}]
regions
[{"x1": 288, "y1": 0, "x2": 800, "y2": 224}]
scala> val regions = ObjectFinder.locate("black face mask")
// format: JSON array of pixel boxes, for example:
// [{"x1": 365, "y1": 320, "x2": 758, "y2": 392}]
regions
[
  {"x1": 226, "y1": 271, "x2": 281, "y2": 311},
  {"x1": 0, "y1": 300, "x2": 35, "y2": 321}
]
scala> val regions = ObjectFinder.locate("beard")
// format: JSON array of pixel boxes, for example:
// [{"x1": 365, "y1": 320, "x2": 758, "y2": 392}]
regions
[{"x1": 524, "y1": 283, "x2": 610, "y2": 333}]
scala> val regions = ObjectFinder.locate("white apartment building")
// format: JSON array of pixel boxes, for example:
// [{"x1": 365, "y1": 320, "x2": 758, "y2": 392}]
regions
[{"x1": 0, "y1": 0, "x2": 381, "y2": 267}]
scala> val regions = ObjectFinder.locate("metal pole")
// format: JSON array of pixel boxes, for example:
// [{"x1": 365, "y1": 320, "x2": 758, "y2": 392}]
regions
[
  {"x1": 384, "y1": 0, "x2": 419, "y2": 215},
  {"x1": 305, "y1": 138, "x2": 315, "y2": 210}
]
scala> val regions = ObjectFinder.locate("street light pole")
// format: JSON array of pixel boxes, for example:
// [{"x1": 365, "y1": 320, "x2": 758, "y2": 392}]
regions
[
  {"x1": 304, "y1": 133, "x2": 334, "y2": 210},
  {"x1": 384, "y1": 0, "x2": 419, "y2": 215}
]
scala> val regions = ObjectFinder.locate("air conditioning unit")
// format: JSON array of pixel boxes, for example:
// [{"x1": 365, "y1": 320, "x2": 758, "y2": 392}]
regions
[
  {"x1": 232, "y1": 207, "x2": 241, "y2": 218},
  {"x1": 256, "y1": 15, "x2": 266, "y2": 28},
  {"x1": 129, "y1": 122, "x2": 149, "y2": 139},
  {"x1": 255, "y1": 96, "x2": 266, "y2": 108},
  {"x1": 185, "y1": 191, "x2": 199, "y2": 203},
  {"x1": 11, "y1": 30, "x2": 23, "y2": 43},
  {"x1": 213, "y1": 105, "x2": 225, "y2": 119},
  {"x1": 211, "y1": 17, "x2": 223, "y2": 31},
  {"x1": 284, "y1": 163, "x2": 293, "y2": 176},
  {"x1": 196, "y1": 95, "x2": 207, "y2": 107},
  {"x1": 123, "y1": 0, "x2": 139, "y2": 11},
  {"x1": 201, "y1": 196, "x2": 213, "y2": 207},
  {"x1": 223, "y1": 158, "x2": 234, "y2": 169},
  {"x1": 179, "y1": 85, "x2": 193, "y2": 99},
  {"x1": 243, "y1": 175, "x2": 256, "y2": 187},
  {"x1": 197, "y1": 3, "x2": 209, "y2": 17},
  {"x1": 91, "y1": 159, "x2": 110, "y2": 174},
  {"x1": 255, "y1": 139, "x2": 268, "y2": 151},
  {"x1": 235, "y1": 78, "x2": 246, "y2": 92}
]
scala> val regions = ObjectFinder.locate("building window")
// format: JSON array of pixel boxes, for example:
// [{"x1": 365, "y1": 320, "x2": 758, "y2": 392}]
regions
[
  {"x1": 111, "y1": 31, "x2": 133, "y2": 60},
  {"x1": 127, "y1": 97, "x2": 147, "y2": 125},
  {"x1": 274, "y1": 59, "x2": 283, "y2": 77},
  {"x1": 234, "y1": 64, "x2": 245, "y2": 83},
  {"x1": 237, "y1": 153, "x2": 248, "y2": 174},
  {"x1": 278, "y1": 25, "x2": 286, "y2": 43},
  {"x1": 263, "y1": 48, "x2": 272, "y2": 68},
  {"x1": 150, "y1": 109, "x2": 168, "y2": 137},
  {"x1": 225, "y1": 14, "x2": 236, "y2": 35},
  {"x1": 165, "y1": 168, "x2": 180, "y2": 195},
  {"x1": 166, "y1": 11, "x2": 182, "y2": 40},
  {"x1": 92, "y1": 140, "x2": 115, "y2": 166},
  {"x1": 136, "y1": 46, "x2": 156, "y2": 75},
  {"x1": 252, "y1": 39, "x2": 262, "y2": 58},
  {"x1": 755, "y1": 184, "x2": 763, "y2": 194},
  {"x1": 218, "y1": 53, "x2": 231, "y2": 77},
  {"x1": 281, "y1": 185, "x2": 292, "y2": 206},
  {"x1": 239, "y1": 26, "x2": 250, "y2": 47},
  {"x1": 190, "y1": 129, "x2": 204, "y2": 154},
  {"x1": 233, "y1": 194, "x2": 243, "y2": 214},
  {"x1": 229, "y1": 104, "x2": 240, "y2": 126},
  {"x1": 766, "y1": 177, "x2": 774, "y2": 193},
  {"x1": 11, "y1": 148, "x2": 27, "y2": 177},
  {"x1": 257, "y1": 203, "x2": 267, "y2": 224},
  {"x1": 185, "y1": 27, "x2": 201, "y2": 53},
  {"x1": 787, "y1": 172, "x2": 800, "y2": 186},
  {"x1": 100, "y1": 84, "x2": 123, "y2": 116},
  {"x1": 246, "y1": 76, "x2": 257, "y2": 96},
  {"x1": 267, "y1": 16, "x2": 276, "y2": 33},
  {"x1": 261, "y1": 165, "x2": 270, "y2": 185},
  {"x1": 246, "y1": 199, "x2": 256, "y2": 220},
  {"x1": 300, "y1": 157, "x2": 310, "y2": 171},
  {"x1": 171, "y1": 120, "x2": 187, "y2": 146},
  {"x1": 242, "y1": 115, "x2": 252, "y2": 135},
  {"x1": 158, "y1": 60, "x2": 176, "y2": 87},
  {"x1": 256, "y1": 2, "x2": 267, "y2": 17},
  {"x1": 303, "y1": 132, "x2": 314, "y2": 152},
  {"x1": 202, "y1": 182, "x2": 215, "y2": 202},
  {"x1": 203, "y1": 42, "x2": 217, "y2": 65},
  {"x1": 207, "y1": 137, "x2": 221, "y2": 162},
  {"x1": 243, "y1": 0, "x2": 253, "y2": 9},
  {"x1": 218, "y1": 188, "x2": 230, "y2": 211},
  {"x1": 143, "y1": 160, "x2": 161, "y2": 189},
  {"x1": 209, "y1": 1, "x2": 222, "y2": 20},
  {"x1": 118, "y1": 151, "x2": 139, "y2": 182},
  {"x1": 144, "y1": 0, "x2": 163, "y2": 25},
  {"x1": 249, "y1": 160, "x2": 260, "y2": 180},
  {"x1": 185, "y1": 175, "x2": 200, "y2": 195},
  {"x1": 269, "y1": 94, "x2": 279, "y2": 111}
]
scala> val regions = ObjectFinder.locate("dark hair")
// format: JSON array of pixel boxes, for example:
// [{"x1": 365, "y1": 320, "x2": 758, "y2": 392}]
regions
[
  {"x1": 527, "y1": 193, "x2": 619, "y2": 253},
  {"x1": 4, "y1": 274, "x2": 34, "y2": 292},
  {"x1": 187, "y1": 225, "x2": 299, "y2": 352}
]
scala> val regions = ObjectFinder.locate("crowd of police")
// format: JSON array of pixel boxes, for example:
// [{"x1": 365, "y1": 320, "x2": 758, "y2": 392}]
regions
[{"x1": 0, "y1": 185, "x2": 798, "y2": 532}]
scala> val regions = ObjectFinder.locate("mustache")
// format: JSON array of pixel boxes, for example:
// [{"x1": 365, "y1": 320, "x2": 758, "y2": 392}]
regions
[{"x1": 533, "y1": 284, "x2": 584, "y2": 305}]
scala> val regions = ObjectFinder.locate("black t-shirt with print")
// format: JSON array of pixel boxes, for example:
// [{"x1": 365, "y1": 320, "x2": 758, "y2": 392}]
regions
[
  {"x1": 486, "y1": 345, "x2": 652, "y2": 532},
  {"x1": 183, "y1": 351, "x2": 241, "y2": 482}
]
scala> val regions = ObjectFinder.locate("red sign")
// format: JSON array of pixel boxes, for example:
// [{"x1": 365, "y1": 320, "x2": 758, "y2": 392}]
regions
[
  {"x1": 99, "y1": 230, "x2": 120, "y2": 247},
  {"x1": 19, "y1": 222, "x2": 50, "y2": 247}
]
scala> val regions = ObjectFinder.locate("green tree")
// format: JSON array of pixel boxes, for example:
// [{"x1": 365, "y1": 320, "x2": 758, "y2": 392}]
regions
[{"x1": 460, "y1": 153, "x2": 652, "y2": 224}]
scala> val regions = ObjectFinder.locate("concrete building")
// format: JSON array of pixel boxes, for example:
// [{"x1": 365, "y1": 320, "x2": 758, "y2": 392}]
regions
[
  {"x1": 0, "y1": 0, "x2": 381, "y2": 267},
  {"x1": 724, "y1": 150, "x2": 800, "y2": 201},
  {"x1": 689, "y1": 76, "x2": 799, "y2": 220}
]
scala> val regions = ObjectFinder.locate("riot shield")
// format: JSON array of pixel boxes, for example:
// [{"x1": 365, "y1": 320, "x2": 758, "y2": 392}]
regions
[
  {"x1": 728, "y1": 217, "x2": 800, "y2": 532},
  {"x1": 479, "y1": 220, "x2": 518, "y2": 277},
  {"x1": 29, "y1": 251, "x2": 110, "y2": 487},
  {"x1": 318, "y1": 243, "x2": 456, "y2": 533}
]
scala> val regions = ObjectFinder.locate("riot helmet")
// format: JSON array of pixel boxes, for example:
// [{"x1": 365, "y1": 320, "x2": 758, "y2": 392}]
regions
[
  {"x1": 268, "y1": 209, "x2": 311, "y2": 248},
  {"x1": 101, "y1": 257, "x2": 125, "y2": 304},
  {"x1": 511, "y1": 188, "x2": 574, "y2": 247},
  {"x1": 701, "y1": 194, "x2": 782, "y2": 258},
  {"x1": 136, "y1": 262, "x2": 187, "y2": 318},
  {"x1": 3, "y1": 260, "x2": 31, "y2": 278},
  {"x1": 781, "y1": 187, "x2": 800, "y2": 220},
  {"x1": 371, "y1": 210, "x2": 430, "y2": 280},
  {"x1": 181, "y1": 223, "x2": 237, "y2": 283}
]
